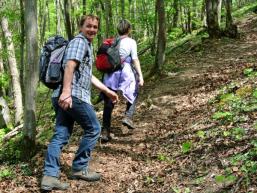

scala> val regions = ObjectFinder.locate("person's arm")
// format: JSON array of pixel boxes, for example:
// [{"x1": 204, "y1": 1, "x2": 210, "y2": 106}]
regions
[
  {"x1": 133, "y1": 59, "x2": 144, "y2": 86},
  {"x1": 91, "y1": 75, "x2": 119, "y2": 103},
  {"x1": 58, "y1": 60, "x2": 78, "y2": 110}
]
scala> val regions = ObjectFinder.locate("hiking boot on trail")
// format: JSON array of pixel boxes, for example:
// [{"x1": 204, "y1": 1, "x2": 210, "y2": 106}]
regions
[
  {"x1": 71, "y1": 169, "x2": 101, "y2": 181},
  {"x1": 100, "y1": 127, "x2": 112, "y2": 143},
  {"x1": 41, "y1": 175, "x2": 69, "y2": 191},
  {"x1": 122, "y1": 117, "x2": 135, "y2": 129}
]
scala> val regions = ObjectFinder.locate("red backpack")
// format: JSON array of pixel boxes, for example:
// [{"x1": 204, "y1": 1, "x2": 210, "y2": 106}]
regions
[{"x1": 96, "y1": 37, "x2": 122, "y2": 73}]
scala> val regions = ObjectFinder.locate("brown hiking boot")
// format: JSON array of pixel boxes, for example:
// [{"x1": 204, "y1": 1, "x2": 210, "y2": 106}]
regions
[
  {"x1": 71, "y1": 169, "x2": 101, "y2": 181},
  {"x1": 100, "y1": 127, "x2": 111, "y2": 143},
  {"x1": 41, "y1": 175, "x2": 69, "y2": 191},
  {"x1": 122, "y1": 117, "x2": 135, "y2": 129}
]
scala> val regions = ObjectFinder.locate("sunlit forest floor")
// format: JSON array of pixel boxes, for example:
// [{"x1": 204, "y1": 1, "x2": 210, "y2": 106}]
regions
[{"x1": 1, "y1": 13, "x2": 257, "y2": 193}]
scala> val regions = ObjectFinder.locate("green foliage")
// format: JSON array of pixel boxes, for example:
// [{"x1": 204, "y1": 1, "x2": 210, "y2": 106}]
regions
[
  {"x1": 231, "y1": 127, "x2": 245, "y2": 140},
  {"x1": 196, "y1": 130, "x2": 205, "y2": 139},
  {"x1": 20, "y1": 163, "x2": 32, "y2": 176},
  {"x1": 233, "y1": 2, "x2": 257, "y2": 18},
  {"x1": 243, "y1": 68, "x2": 257, "y2": 78},
  {"x1": 230, "y1": 143, "x2": 257, "y2": 176},
  {"x1": 0, "y1": 72, "x2": 10, "y2": 90},
  {"x1": 171, "y1": 187, "x2": 190, "y2": 193},
  {"x1": 244, "y1": 68, "x2": 254, "y2": 76},
  {"x1": 37, "y1": 127, "x2": 53, "y2": 143},
  {"x1": 0, "y1": 137, "x2": 23, "y2": 163},
  {"x1": 0, "y1": 126, "x2": 12, "y2": 141},
  {"x1": 157, "y1": 153, "x2": 174, "y2": 163},
  {"x1": 0, "y1": 167, "x2": 14, "y2": 180},
  {"x1": 168, "y1": 28, "x2": 183, "y2": 41},
  {"x1": 181, "y1": 141, "x2": 192, "y2": 154},
  {"x1": 212, "y1": 111, "x2": 233, "y2": 121},
  {"x1": 145, "y1": 176, "x2": 154, "y2": 184},
  {"x1": 215, "y1": 174, "x2": 237, "y2": 184}
]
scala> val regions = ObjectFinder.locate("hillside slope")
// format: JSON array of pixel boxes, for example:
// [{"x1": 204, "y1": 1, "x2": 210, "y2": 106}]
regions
[{"x1": 1, "y1": 13, "x2": 257, "y2": 193}]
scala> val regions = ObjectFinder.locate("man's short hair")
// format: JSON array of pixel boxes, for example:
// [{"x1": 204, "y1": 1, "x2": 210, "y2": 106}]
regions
[
  {"x1": 79, "y1": 14, "x2": 99, "y2": 27},
  {"x1": 117, "y1": 19, "x2": 131, "y2": 35}
]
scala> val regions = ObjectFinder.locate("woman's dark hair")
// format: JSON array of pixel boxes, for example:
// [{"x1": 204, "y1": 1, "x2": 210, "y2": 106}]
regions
[
  {"x1": 117, "y1": 19, "x2": 131, "y2": 35},
  {"x1": 79, "y1": 14, "x2": 99, "y2": 28}
]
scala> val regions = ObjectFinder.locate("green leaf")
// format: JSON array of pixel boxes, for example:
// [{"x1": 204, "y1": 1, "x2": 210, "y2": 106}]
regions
[
  {"x1": 212, "y1": 111, "x2": 233, "y2": 121},
  {"x1": 253, "y1": 89, "x2": 257, "y2": 98},
  {"x1": 223, "y1": 131, "x2": 231, "y2": 137},
  {"x1": 182, "y1": 141, "x2": 192, "y2": 153},
  {"x1": 197, "y1": 130, "x2": 205, "y2": 138},
  {"x1": 215, "y1": 175, "x2": 226, "y2": 183},
  {"x1": 243, "y1": 68, "x2": 254, "y2": 76}
]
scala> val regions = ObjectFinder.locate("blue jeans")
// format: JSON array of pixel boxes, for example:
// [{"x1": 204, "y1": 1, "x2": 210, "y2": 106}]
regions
[
  {"x1": 43, "y1": 96, "x2": 101, "y2": 177},
  {"x1": 102, "y1": 93, "x2": 137, "y2": 128}
]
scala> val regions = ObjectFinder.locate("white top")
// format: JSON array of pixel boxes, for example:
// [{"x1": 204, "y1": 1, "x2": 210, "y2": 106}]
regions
[{"x1": 119, "y1": 37, "x2": 138, "y2": 60}]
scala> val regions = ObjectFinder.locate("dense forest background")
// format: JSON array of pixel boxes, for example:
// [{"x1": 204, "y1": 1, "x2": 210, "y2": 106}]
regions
[{"x1": 0, "y1": 0, "x2": 257, "y2": 192}]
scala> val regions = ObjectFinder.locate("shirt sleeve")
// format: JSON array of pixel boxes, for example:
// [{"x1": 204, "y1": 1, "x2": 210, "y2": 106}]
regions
[
  {"x1": 63, "y1": 37, "x2": 87, "y2": 67},
  {"x1": 130, "y1": 39, "x2": 138, "y2": 60}
]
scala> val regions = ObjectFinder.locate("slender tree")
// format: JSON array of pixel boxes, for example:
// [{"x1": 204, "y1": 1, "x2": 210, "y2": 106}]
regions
[
  {"x1": 104, "y1": 0, "x2": 114, "y2": 38},
  {"x1": 1, "y1": 17, "x2": 23, "y2": 125},
  {"x1": 154, "y1": 0, "x2": 166, "y2": 73},
  {"x1": 55, "y1": 0, "x2": 62, "y2": 34},
  {"x1": 173, "y1": 0, "x2": 179, "y2": 28},
  {"x1": 83, "y1": 0, "x2": 87, "y2": 15},
  {"x1": 224, "y1": 0, "x2": 237, "y2": 38},
  {"x1": 63, "y1": 0, "x2": 73, "y2": 40},
  {"x1": 20, "y1": 0, "x2": 25, "y2": 98},
  {"x1": 23, "y1": 0, "x2": 38, "y2": 150},
  {"x1": 121, "y1": 0, "x2": 125, "y2": 18}
]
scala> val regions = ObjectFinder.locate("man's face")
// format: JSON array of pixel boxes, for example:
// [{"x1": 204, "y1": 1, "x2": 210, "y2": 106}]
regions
[{"x1": 80, "y1": 18, "x2": 99, "y2": 42}]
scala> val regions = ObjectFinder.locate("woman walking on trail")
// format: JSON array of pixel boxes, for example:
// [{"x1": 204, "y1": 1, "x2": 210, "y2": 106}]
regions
[{"x1": 101, "y1": 19, "x2": 144, "y2": 142}]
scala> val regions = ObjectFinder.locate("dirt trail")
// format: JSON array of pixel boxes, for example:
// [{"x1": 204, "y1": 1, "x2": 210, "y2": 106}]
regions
[
  {"x1": 59, "y1": 14, "x2": 257, "y2": 192},
  {"x1": 1, "y1": 14, "x2": 257, "y2": 193}
]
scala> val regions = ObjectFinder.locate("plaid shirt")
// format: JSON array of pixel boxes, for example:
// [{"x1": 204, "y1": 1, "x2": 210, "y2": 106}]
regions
[{"x1": 52, "y1": 33, "x2": 93, "y2": 104}]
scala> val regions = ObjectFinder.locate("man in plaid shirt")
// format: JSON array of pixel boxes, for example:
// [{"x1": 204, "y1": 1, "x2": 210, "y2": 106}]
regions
[{"x1": 41, "y1": 15, "x2": 118, "y2": 191}]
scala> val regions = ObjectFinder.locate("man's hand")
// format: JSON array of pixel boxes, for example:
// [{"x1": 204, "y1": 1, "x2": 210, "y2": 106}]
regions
[
  {"x1": 58, "y1": 93, "x2": 72, "y2": 110},
  {"x1": 105, "y1": 89, "x2": 119, "y2": 104}
]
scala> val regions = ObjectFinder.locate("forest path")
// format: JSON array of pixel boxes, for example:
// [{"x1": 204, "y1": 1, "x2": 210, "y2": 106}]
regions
[
  {"x1": 58, "y1": 13, "x2": 257, "y2": 193},
  {"x1": 1, "y1": 13, "x2": 257, "y2": 193}
]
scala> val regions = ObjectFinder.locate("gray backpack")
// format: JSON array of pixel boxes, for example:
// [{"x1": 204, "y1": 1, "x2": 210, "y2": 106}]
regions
[
  {"x1": 39, "y1": 35, "x2": 86, "y2": 89},
  {"x1": 39, "y1": 35, "x2": 68, "y2": 89}
]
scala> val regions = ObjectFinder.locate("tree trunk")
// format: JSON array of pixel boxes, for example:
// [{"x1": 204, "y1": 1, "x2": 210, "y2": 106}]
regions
[
  {"x1": 121, "y1": 0, "x2": 125, "y2": 18},
  {"x1": 173, "y1": 0, "x2": 179, "y2": 28},
  {"x1": 0, "y1": 39, "x2": 6, "y2": 96},
  {"x1": 55, "y1": 0, "x2": 62, "y2": 34},
  {"x1": 154, "y1": 0, "x2": 166, "y2": 73},
  {"x1": 40, "y1": 0, "x2": 47, "y2": 44},
  {"x1": 24, "y1": 0, "x2": 38, "y2": 150},
  {"x1": 151, "y1": 0, "x2": 158, "y2": 56},
  {"x1": 201, "y1": 0, "x2": 207, "y2": 27},
  {"x1": 0, "y1": 97, "x2": 11, "y2": 128},
  {"x1": 217, "y1": 0, "x2": 222, "y2": 26},
  {"x1": 20, "y1": 0, "x2": 25, "y2": 101},
  {"x1": 83, "y1": 0, "x2": 87, "y2": 15},
  {"x1": 47, "y1": 1, "x2": 50, "y2": 33},
  {"x1": 186, "y1": 7, "x2": 192, "y2": 33},
  {"x1": 104, "y1": 0, "x2": 113, "y2": 38},
  {"x1": 63, "y1": 0, "x2": 73, "y2": 40},
  {"x1": 224, "y1": 0, "x2": 237, "y2": 38},
  {"x1": 205, "y1": 0, "x2": 221, "y2": 38},
  {"x1": 96, "y1": 0, "x2": 103, "y2": 48},
  {"x1": 0, "y1": 40, "x2": 4, "y2": 74},
  {"x1": 1, "y1": 17, "x2": 23, "y2": 125}
]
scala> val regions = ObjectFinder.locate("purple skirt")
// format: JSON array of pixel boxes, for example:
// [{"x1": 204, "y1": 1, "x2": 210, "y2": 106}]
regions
[{"x1": 103, "y1": 62, "x2": 138, "y2": 104}]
